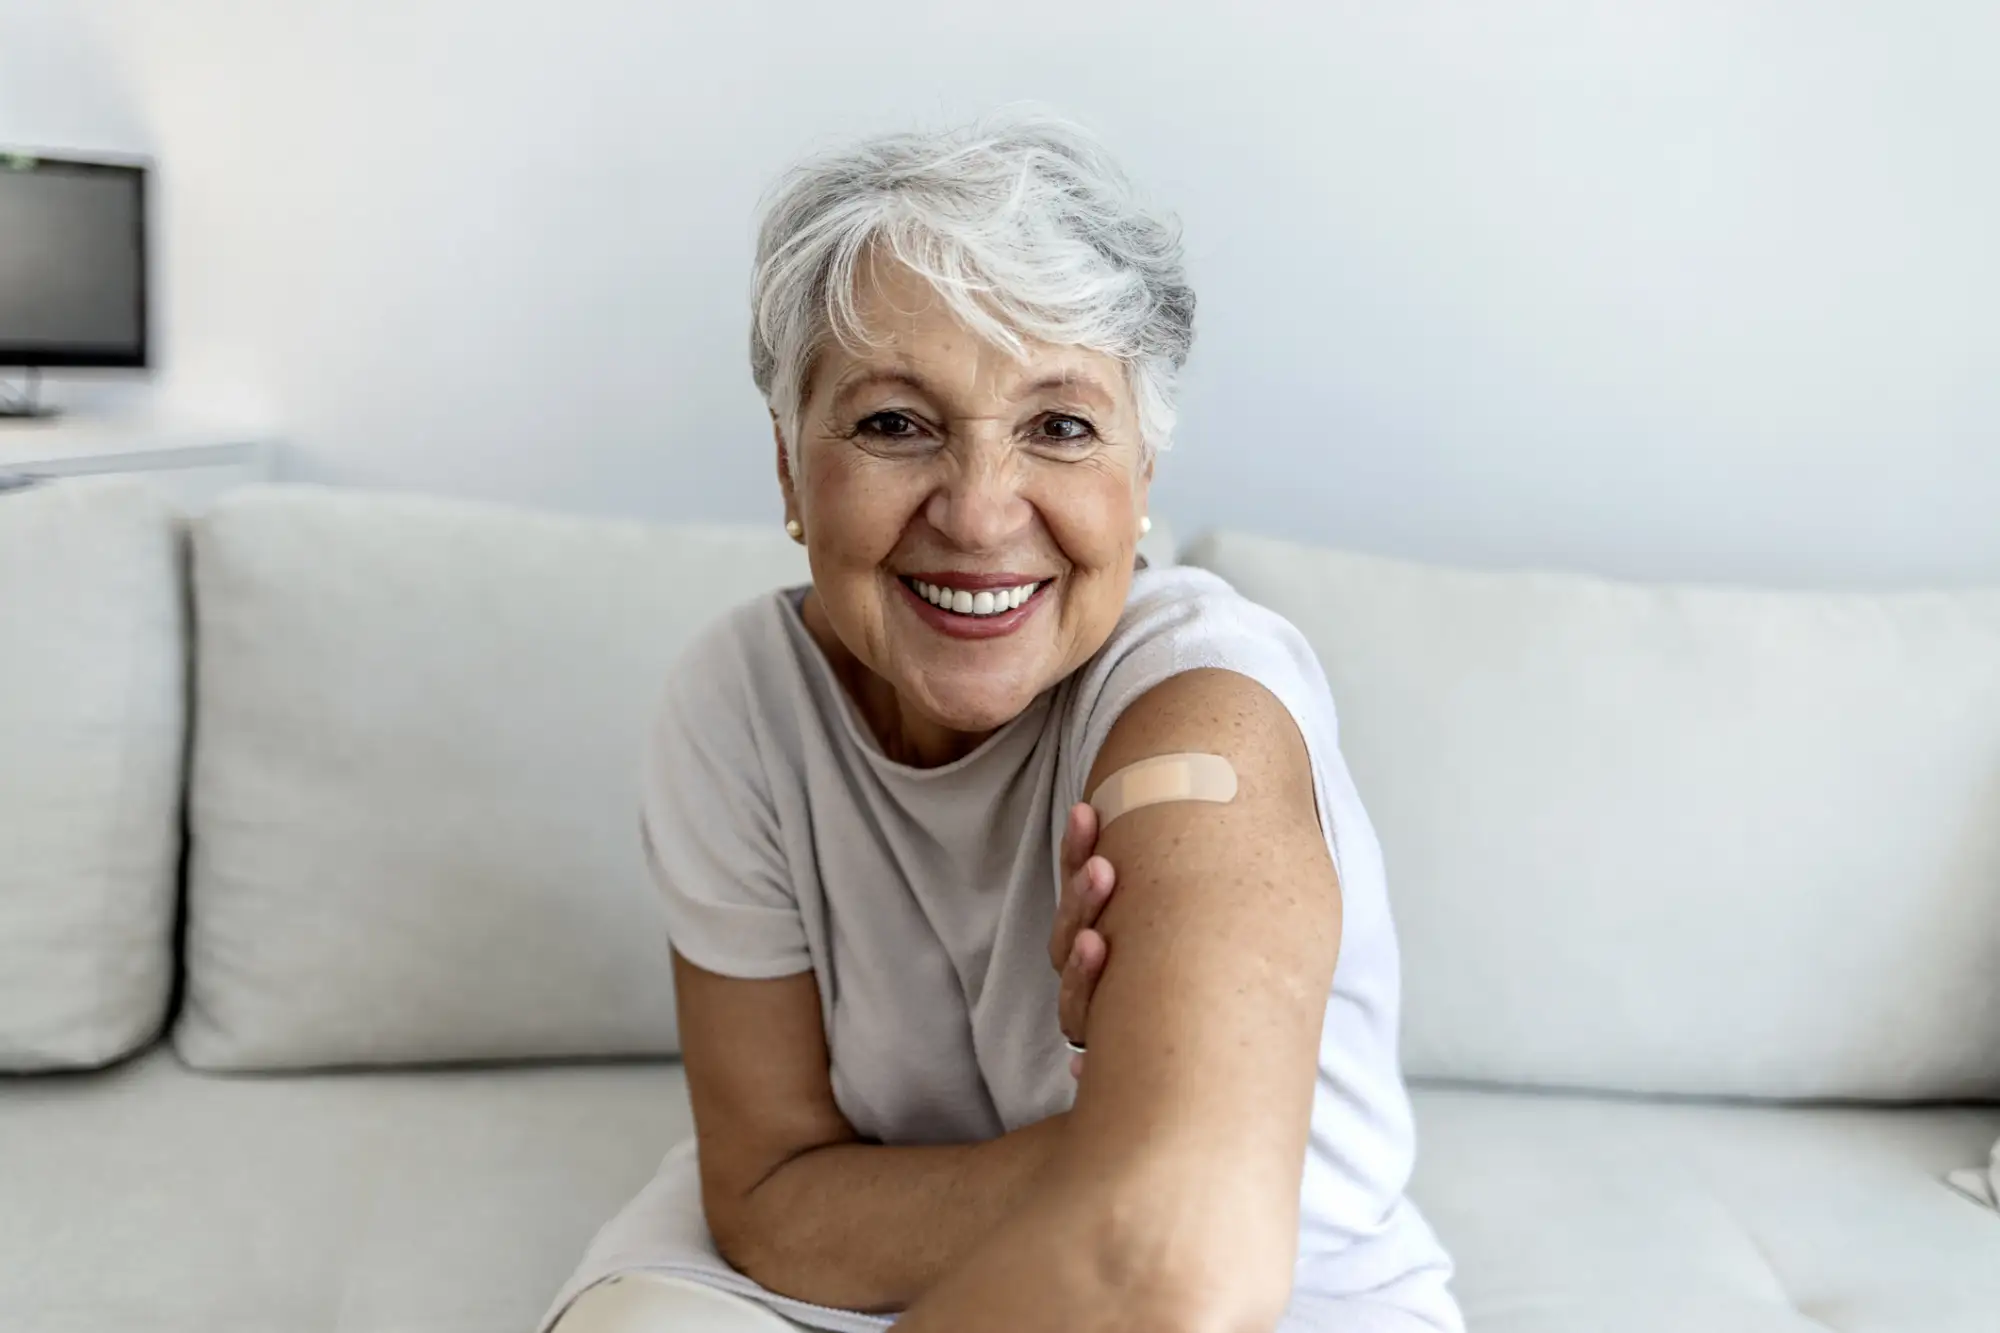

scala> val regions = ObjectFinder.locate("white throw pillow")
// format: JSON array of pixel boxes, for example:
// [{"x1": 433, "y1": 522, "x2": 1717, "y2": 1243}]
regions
[
  {"x1": 1185, "y1": 530, "x2": 2000, "y2": 1101},
  {"x1": 0, "y1": 478, "x2": 184, "y2": 1069},
  {"x1": 177, "y1": 486, "x2": 810, "y2": 1069}
]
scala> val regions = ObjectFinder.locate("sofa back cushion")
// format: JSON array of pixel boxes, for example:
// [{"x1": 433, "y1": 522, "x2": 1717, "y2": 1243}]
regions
[
  {"x1": 178, "y1": 486, "x2": 808, "y2": 1069},
  {"x1": 0, "y1": 478, "x2": 185, "y2": 1069},
  {"x1": 1184, "y1": 530, "x2": 2000, "y2": 1101}
]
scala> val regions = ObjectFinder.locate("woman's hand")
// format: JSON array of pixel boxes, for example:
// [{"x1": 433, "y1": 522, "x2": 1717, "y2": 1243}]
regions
[{"x1": 1052, "y1": 801, "x2": 1116, "y2": 1078}]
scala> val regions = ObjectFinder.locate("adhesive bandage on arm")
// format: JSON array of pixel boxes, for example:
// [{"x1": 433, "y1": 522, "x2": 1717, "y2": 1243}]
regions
[{"x1": 1086, "y1": 752, "x2": 1239, "y2": 830}]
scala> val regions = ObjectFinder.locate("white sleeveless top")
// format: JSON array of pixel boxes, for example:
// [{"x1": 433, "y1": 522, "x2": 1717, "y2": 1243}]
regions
[{"x1": 539, "y1": 567, "x2": 1460, "y2": 1333}]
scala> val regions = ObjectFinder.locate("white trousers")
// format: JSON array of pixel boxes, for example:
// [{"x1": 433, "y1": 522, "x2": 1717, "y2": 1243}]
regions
[{"x1": 550, "y1": 1274, "x2": 807, "y2": 1333}]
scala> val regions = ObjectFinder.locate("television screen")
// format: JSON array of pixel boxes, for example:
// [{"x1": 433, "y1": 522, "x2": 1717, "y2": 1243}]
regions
[{"x1": 0, "y1": 155, "x2": 148, "y2": 368}]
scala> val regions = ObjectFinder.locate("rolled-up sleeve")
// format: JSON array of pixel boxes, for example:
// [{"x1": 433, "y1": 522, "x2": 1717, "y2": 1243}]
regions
[{"x1": 640, "y1": 660, "x2": 810, "y2": 979}]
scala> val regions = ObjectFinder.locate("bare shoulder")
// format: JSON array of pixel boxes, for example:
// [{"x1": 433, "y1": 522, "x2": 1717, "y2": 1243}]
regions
[{"x1": 1085, "y1": 666, "x2": 1321, "y2": 836}]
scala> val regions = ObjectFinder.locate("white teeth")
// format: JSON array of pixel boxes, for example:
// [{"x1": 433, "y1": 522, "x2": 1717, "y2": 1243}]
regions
[{"x1": 908, "y1": 579, "x2": 1041, "y2": 617}]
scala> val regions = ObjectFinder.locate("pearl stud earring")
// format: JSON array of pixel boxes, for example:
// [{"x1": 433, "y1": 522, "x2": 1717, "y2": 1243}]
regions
[
  {"x1": 1139, "y1": 516, "x2": 1153, "y2": 536},
  {"x1": 785, "y1": 519, "x2": 804, "y2": 542}
]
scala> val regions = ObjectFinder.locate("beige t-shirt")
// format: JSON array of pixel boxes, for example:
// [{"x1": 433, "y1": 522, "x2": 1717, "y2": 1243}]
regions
[{"x1": 540, "y1": 567, "x2": 1459, "y2": 1333}]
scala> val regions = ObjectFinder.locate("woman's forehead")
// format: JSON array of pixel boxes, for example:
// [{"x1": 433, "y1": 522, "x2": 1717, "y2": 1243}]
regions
[{"x1": 818, "y1": 256, "x2": 1131, "y2": 410}]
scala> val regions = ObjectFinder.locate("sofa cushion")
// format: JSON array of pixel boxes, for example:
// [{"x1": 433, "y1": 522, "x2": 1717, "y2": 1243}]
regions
[
  {"x1": 0, "y1": 1049, "x2": 695, "y2": 1333},
  {"x1": 1184, "y1": 531, "x2": 2000, "y2": 1100},
  {"x1": 1412, "y1": 1085, "x2": 2000, "y2": 1333},
  {"x1": 178, "y1": 485, "x2": 809, "y2": 1069},
  {"x1": 1, "y1": 1052, "x2": 1993, "y2": 1333},
  {"x1": 0, "y1": 477, "x2": 184, "y2": 1070}
]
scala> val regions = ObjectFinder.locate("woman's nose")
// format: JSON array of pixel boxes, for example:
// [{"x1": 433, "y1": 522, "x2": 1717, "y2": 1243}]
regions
[{"x1": 924, "y1": 447, "x2": 1032, "y2": 552}]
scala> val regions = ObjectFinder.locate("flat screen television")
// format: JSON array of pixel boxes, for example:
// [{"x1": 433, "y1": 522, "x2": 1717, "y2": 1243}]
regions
[{"x1": 0, "y1": 153, "x2": 149, "y2": 417}]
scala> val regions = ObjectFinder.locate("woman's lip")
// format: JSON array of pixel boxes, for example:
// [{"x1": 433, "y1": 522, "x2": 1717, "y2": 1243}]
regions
[
  {"x1": 899, "y1": 570, "x2": 1052, "y2": 591},
  {"x1": 895, "y1": 576, "x2": 1047, "y2": 639}
]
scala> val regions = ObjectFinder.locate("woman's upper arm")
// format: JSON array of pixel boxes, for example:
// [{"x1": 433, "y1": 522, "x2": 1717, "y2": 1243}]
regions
[
  {"x1": 673, "y1": 951, "x2": 858, "y2": 1260},
  {"x1": 642, "y1": 649, "x2": 855, "y2": 1255},
  {"x1": 1062, "y1": 666, "x2": 1342, "y2": 1307}
]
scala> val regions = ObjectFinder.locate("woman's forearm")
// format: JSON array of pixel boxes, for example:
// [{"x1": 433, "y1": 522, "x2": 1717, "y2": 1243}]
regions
[{"x1": 719, "y1": 1111, "x2": 1070, "y2": 1312}]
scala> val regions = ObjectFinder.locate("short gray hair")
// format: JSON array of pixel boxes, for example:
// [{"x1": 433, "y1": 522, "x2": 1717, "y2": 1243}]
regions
[{"x1": 750, "y1": 109, "x2": 1196, "y2": 464}]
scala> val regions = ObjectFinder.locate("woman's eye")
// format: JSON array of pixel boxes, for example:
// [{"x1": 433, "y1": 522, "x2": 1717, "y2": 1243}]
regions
[
  {"x1": 1038, "y1": 415, "x2": 1096, "y2": 445},
  {"x1": 858, "y1": 411, "x2": 922, "y2": 439}
]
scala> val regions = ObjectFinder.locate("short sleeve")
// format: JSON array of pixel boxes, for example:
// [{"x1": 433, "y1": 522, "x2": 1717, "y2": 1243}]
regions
[{"x1": 640, "y1": 632, "x2": 811, "y2": 980}]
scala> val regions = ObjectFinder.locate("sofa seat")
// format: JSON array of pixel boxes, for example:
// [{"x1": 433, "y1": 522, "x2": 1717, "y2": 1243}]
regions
[
  {"x1": 0, "y1": 1049, "x2": 690, "y2": 1333},
  {"x1": 1413, "y1": 1088, "x2": 2000, "y2": 1333},
  {"x1": 3, "y1": 1051, "x2": 1995, "y2": 1333}
]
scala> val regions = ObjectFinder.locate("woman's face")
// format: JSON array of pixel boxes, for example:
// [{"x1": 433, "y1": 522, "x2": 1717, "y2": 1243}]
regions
[{"x1": 780, "y1": 257, "x2": 1151, "y2": 764}]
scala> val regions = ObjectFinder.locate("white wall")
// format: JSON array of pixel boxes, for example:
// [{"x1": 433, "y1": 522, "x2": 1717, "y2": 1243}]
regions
[{"x1": 11, "y1": 1, "x2": 1999, "y2": 587}]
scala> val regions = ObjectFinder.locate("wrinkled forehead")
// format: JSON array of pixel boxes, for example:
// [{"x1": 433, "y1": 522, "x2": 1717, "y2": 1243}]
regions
[{"x1": 809, "y1": 255, "x2": 1135, "y2": 417}]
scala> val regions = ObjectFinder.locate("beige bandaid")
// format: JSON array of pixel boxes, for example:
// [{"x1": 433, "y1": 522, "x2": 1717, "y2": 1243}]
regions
[{"x1": 1087, "y1": 752, "x2": 1239, "y2": 829}]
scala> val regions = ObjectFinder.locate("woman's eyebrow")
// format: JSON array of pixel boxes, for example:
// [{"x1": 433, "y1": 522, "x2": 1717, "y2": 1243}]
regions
[
  {"x1": 830, "y1": 369, "x2": 932, "y2": 408},
  {"x1": 1018, "y1": 371, "x2": 1115, "y2": 409}
]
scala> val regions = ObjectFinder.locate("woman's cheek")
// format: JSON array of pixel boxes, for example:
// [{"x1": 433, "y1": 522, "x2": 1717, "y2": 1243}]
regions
[
  {"x1": 1051, "y1": 480, "x2": 1136, "y2": 572},
  {"x1": 807, "y1": 452, "x2": 891, "y2": 561}
]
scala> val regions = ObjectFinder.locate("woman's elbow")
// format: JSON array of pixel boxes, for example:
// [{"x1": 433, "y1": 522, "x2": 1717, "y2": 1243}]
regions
[
  {"x1": 1099, "y1": 1264, "x2": 1289, "y2": 1333},
  {"x1": 1089, "y1": 1196, "x2": 1294, "y2": 1333},
  {"x1": 1149, "y1": 1260, "x2": 1291, "y2": 1333},
  {"x1": 701, "y1": 1178, "x2": 781, "y2": 1285},
  {"x1": 1168, "y1": 1256, "x2": 1288, "y2": 1328},
  {"x1": 703, "y1": 1193, "x2": 760, "y2": 1276}
]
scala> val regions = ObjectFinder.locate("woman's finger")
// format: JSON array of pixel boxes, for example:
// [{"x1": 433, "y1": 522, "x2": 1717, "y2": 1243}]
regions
[
  {"x1": 1078, "y1": 856, "x2": 1114, "y2": 928},
  {"x1": 1051, "y1": 852, "x2": 1116, "y2": 974},
  {"x1": 1057, "y1": 927, "x2": 1107, "y2": 1046},
  {"x1": 1057, "y1": 933, "x2": 1083, "y2": 1027},
  {"x1": 1049, "y1": 805, "x2": 1100, "y2": 970},
  {"x1": 1050, "y1": 867, "x2": 1079, "y2": 972}
]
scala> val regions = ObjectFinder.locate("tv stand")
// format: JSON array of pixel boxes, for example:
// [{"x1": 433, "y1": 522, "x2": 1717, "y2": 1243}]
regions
[{"x1": 0, "y1": 368, "x2": 61, "y2": 420}]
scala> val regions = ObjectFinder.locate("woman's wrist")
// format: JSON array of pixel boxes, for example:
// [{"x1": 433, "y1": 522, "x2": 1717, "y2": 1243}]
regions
[{"x1": 728, "y1": 1110, "x2": 1077, "y2": 1312}]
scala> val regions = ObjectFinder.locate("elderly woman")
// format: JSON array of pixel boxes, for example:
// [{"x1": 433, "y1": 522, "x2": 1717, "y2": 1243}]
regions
[{"x1": 539, "y1": 112, "x2": 1460, "y2": 1333}]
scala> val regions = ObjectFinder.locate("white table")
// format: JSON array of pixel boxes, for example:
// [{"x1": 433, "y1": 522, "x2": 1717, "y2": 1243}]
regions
[{"x1": 0, "y1": 419, "x2": 276, "y2": 511}]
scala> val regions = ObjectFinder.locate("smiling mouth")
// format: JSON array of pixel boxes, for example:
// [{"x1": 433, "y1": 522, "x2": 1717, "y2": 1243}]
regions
[{"x1": 898, "y1": 576, "x2": 1047, "y2": 619}]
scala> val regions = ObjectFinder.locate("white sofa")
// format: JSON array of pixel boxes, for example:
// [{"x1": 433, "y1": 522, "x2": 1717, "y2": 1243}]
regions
[{"x1": 3, "y1": 476, "x2": 1996, "y2": 1333}]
